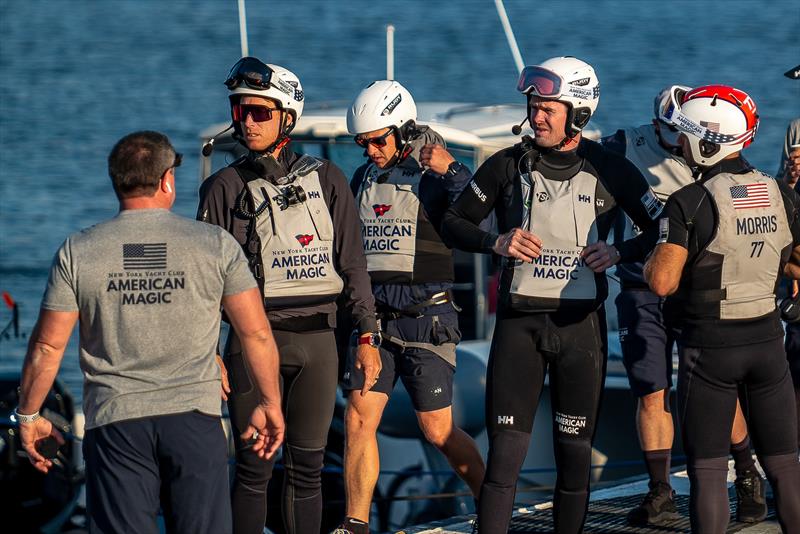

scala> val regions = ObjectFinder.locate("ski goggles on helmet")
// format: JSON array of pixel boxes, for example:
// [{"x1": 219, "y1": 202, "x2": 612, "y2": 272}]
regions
[
  {"x1": 232, "y1": 103, "x2": 280, "y2": 123},
  {"x1": 225, "y1": 57, "x2": 275, "y2": 91},
  {"x1": 516, "y1": 66, "x2": 564, "y2": 97},
  {"x1": 354, "y1": 129, "x2": 393, "y2": 148},
  {"x1": 666, "y1": 104, "x2": 757, "y2": 146}
]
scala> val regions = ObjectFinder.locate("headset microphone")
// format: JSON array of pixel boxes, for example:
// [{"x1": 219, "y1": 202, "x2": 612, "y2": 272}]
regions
[
  {"x1": 202, "y1": 125, "x2": 235, "y2": 157},
  {"x1": 511, "y1": 117, "x2": 529, "y2": 136}
]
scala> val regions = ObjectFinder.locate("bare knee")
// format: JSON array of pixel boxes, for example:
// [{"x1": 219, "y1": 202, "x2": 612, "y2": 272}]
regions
[
  {"x1": 418, "y1": 409, "x2": 454, "y2": 449},
  {"x1": 345, "y1": 394, "x2": 385, "y2": 440}
]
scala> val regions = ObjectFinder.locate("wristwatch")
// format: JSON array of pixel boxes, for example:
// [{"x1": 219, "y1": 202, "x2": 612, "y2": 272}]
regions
[
  {"x1": 13, "y1": 407, "x2": 41, "y2": 424},
  {"x1": 443, "y1": 161, "x2": 465, "y2": 178},
  {"x1": 358, "y1": 332, "x2": 381, "y2": 347}
]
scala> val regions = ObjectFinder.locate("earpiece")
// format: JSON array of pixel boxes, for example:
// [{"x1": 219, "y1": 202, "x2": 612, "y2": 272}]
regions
[{"x1": 165, "y1": 182, "x2": 172, "y2": 193}]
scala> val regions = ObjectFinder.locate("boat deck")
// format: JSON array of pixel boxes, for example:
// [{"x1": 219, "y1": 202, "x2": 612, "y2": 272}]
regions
[{"x1": 399, "y1": 463, "x2": 782, "y2": 533}]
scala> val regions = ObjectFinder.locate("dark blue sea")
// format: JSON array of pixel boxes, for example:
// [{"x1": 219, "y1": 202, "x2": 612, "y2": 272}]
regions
[{"x1": 1, "y1": 0, "x2": 798, "y2": 400}]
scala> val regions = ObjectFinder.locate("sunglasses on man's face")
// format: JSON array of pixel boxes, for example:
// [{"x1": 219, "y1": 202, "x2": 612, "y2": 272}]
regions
[
  {"x1": 232, "y1": 104, "x2": 279, "y2": 123},
  {"x1": 354, "y1": 129, "x2": 393, "y2": 148}
]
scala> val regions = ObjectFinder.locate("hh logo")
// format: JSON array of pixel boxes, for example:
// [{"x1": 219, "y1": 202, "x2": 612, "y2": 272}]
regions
[
  {"x1": 497, "y1": 415, "x2": 514, "y2": 425},
  {"x1": 578, "y1": 194, "x2": 591, "y2": 203},
  {"x1": 296, "y1": 234, "x2": 314, "y2": 247},
  {"x1": 373, "y1": 204, "x2": 392, "y2": 217},
  {"x1": 536, "y1": 192, "x2": 550, "y2": 202},
  {"x1": 308, "y1": 190, "x2": 321, "y2": 199}
]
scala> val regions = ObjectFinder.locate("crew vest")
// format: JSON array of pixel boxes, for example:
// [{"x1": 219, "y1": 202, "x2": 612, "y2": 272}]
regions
[
  {"x1": 509, "y1": 169, "x2": 599, "y2": 306},
  {"x1": 620, "y1": 125, "x2": 692, "y2": 241},
  {"x1": 356, "y1": 164, "x2": 452, "y2": 284},
  {"x1": 682, "y1": 170, "x2": 791, "y2": 320},
  {"x1": 244, "y1": 157, "x2": 344, "y2": 306}
]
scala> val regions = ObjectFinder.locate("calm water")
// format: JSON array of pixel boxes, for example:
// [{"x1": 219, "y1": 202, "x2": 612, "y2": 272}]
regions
[{"x1": 1, "y1": 0, "x2": 798, "y2": 400}]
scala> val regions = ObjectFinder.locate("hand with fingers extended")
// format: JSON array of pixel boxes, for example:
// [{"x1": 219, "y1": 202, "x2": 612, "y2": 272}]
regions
[
  {"x1": 20, "y1": 416, "x2": 65, "y2": 474},
  {"x1": 242, "y1": 401, "x2": 285, "y2": 460},
  {"x1": 216, "y1": 354, "x2": 231, "y2": 401},
  {"x1": 355, "y1": 343, "x2": 382, "y2": 397},
  {"x1": 492, "y1": 228, "x2": 543, "y2": 263},
  {"x1": 582, "y1": 240, "x2": 621, "y2": 272},
  {"x1": 419, "y1": 143, "x2": 455, "y2": 175}
]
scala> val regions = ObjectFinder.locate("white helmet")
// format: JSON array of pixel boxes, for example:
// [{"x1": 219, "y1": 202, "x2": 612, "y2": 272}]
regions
[
  {"x1": 669, "y1": 84, "x2": 759, "y2": 167},
  {"x1": 653, "y1": 85, "x2": 691, "y2": 146},
  {"x1": 225, "y1": 57, "x2": 304, "y2": 130},
  {"x1": 347, "y1": 80, "x2": 417, "y2": 135},
  {"x1": 517, "y1": 56, "x2": 600, "y2": 137}
]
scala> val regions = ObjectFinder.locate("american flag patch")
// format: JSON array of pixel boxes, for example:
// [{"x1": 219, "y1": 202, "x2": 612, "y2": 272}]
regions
[
  {"x1": 123, "y1": 243, "x2": 167, "y2": 270},
  {"x1": 729, "y1": 183, "x2": 770, "y2": 210}
]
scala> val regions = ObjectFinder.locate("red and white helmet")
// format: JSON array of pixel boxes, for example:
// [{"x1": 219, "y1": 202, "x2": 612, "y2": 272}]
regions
[{"x1": 669, "y1": 84, "x2": 759, "y2": 167}]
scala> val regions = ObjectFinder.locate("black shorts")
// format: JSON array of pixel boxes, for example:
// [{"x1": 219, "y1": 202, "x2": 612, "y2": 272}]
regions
[
  {"x1": 83, "y1": 411, "x2": 231, "y2": 534},
  {"x1": 615, "y1": 289, "x2": 679, "y2": 397},
  {"x1": 342, "y1": 311, "x2": 459, "y2": 412}
]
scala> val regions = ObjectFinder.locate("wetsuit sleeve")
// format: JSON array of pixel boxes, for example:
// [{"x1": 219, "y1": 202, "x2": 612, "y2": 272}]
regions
[
  {"x1": 660, "y1": 193, "x2": 691, "y2": 249},
  {"x1": 604, "y1": 156, "x2": 662, "y2": 263},
  {"x1": 197, "y1": 171, "x2": 235, "y2": 231},
  {"x1": 441, "y1": 150, "x2": 508, "y2": 252},
  {"x1": 600, "y1": 129, "x2": 627, "y2": 156},
  {"x1": 325, "y1": 162, "x2": 378, "y2": 334}
]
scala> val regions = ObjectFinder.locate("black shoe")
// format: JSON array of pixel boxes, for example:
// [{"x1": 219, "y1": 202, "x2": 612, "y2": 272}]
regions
[
  {"x1": 735, "y1": 469, "x2": 767, "y2": 523},
  {"x1": 627, "y1": 482, "x2": 681, "y2": 526}
]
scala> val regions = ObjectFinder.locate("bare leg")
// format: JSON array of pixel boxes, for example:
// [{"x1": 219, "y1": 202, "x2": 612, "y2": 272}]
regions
[
  {"x1": 730, "y1": 400, "x2": 748, "y2": 444},
  {"x1": 343, "y1": 391, "x2": 389, "y2": 522},
  {"x1": 416, "y1": 407, "x2": 486, "y2": 497},
  {"x1": 637, "y1": 389, "x2": 674, "y2": 452}
]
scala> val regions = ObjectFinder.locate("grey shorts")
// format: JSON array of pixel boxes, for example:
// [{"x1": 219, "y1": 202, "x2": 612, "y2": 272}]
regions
[{"x1": 342, "y1": 311, "x2": 460, "y2": 412}]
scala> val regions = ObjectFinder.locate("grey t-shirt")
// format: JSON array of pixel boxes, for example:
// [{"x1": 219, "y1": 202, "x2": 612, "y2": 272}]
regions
[
  {"x1": 777, "y1": 118, "x2": 800, "y2": 182},
  {"x1": 42, "y1": 209, "x2": 256, "y2": 429}
]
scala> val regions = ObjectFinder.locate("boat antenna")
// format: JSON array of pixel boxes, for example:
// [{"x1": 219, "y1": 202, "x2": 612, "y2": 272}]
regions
[
  {"x1": 494, "y1": 0, "x2": 524, "y2": 73},
  {"x1": 386, "y1": 24, "x2": 395, "y2": 80},
  {"x1": 238, "y1": 0, "x2": 249, "y2": 57}
]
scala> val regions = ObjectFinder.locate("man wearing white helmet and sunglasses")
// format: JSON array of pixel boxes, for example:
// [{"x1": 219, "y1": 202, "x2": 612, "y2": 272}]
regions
[
  {"x1": 333, "y1": 80, "x2": 486, "y2": 534},
  {"x1": 442, "y1": 56, "x2": 662, "y2": 533},
  {"x1": 645, "y1": 84, "x2": 800, "y2": 533},
  {"x1": 198, "y1": 57, "x2": 380, "y2": 534},
  {"x1": 602, "y1": 86, "x2": 767, "y2": 526}
]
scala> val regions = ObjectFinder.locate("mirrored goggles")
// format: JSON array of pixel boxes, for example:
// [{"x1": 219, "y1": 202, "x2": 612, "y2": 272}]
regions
[
  {"x1": 517, "y1": 66, "x2": 564, "y2": 97},
  {"x1": 232, "y1": 104, "x2": 279, "y2": 123},
  {"x1": 224, "y1": 57, "x2": 275, "y2": 91}
]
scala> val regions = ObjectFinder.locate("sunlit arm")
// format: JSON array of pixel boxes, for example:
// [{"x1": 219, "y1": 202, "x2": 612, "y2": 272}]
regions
[
  {"x1": 18, "y1": 310, "x2": 78, "y2": 414},
  {"x1": 644, "y1": 243, "x2": 689, "y2": 297},
  {"x1": 784, "y1": 244, "x2": 800, "y2": 280}
]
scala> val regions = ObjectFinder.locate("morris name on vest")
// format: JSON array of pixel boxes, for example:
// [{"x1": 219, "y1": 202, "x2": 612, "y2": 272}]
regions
[
  {"x1": 107, "y1": 274, "x2": 186, "y2": 305},
  {"x1": 530, "y1": 249, "x2": 586, "y2": 281},
  {"x1": 736, "y1": 215, "x2": 778, "y2": 235}
]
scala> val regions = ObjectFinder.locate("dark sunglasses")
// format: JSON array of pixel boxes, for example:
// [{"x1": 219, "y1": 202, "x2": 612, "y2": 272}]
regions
[
  {"x1": 224, "y1": 57, "x2": 275, "y2": 91},
  {"x1": 232, "y1": 104, "x2": 279, "y2": 123},
  {"x1": 354, "y1": 129, "x2": 393, "y2": 148}
]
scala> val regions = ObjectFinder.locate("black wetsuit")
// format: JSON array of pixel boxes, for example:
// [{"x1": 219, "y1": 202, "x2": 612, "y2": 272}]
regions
[
  {"x1": 198, "y1": 148, "x2": 377, "y2": 534},
  {"x1": 661, "y1": 157, "x2": 800, "y2": 533},
  {"x1": 442, "y1": 137, "x2": 660, "y2": 534}
]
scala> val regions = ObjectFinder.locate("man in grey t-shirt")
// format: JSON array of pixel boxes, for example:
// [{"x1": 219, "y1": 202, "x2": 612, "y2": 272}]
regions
[{"x1": 16, "y1": 131, "x2": 284, "y2": 534}]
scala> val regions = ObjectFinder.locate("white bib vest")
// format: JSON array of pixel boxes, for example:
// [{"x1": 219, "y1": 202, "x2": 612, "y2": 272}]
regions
[
  {"x1": 700, "y1": 171, "x2": 791, "y2": 320},
  {"x1": 357, "y1": 164, "x2": 422, "y2": 276},
  {"x1": 510, "y1": 170, "x2": 599, "y2": 302},
  {"x1": 620, "y1": 125, "x2": 693, "y2": 241},
  {"x1": 246, "y1": 165, "x2": 344, "y2": 301}
]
